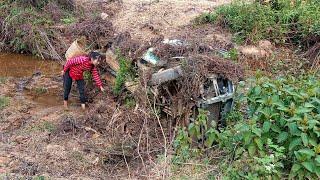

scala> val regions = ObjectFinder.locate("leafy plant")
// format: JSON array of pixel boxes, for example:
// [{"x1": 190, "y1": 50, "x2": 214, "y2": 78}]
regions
[
  {"x1": 173, "y1": 109, "x2": 218, "y2": 162},
  {"x1": 173, "y1": 73, "x2": 320, "y2": 179},
  {"x1": 83, "y1": 70, "x2": 93, "y2": 86},
  {"x1": 173, "y1": 127, "x2": 192, "y2": 162},
  {"x1": 112, "y1": 51, "x2": 135, "y2": 95},
  {"x1": 245, "y1": 74, "x2": 320, "y2": 178}
]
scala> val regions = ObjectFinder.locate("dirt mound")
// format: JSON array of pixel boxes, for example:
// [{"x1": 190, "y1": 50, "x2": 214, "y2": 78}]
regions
[
  {"x1": 84, "y1": 97, "x2": 166, "y2": 150},
  {"x1": 112, "y1": 0, "x2": 231, "y2": 41}
]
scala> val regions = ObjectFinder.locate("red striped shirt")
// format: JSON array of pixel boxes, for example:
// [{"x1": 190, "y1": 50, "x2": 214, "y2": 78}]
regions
[{"x1": 64, "y1": 56, "x2": 103, "y2": 88}]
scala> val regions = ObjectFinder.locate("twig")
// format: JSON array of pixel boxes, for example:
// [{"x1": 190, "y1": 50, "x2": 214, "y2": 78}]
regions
[
  {"x1": 137, "y1": 108, "x2": 147, "y2": 173},
  {"x1": 151, "y1": 93, "x2": 168, "y2": 179},
  {"x1": 174, "y1": 162, "x2": 214, "y2": 167},
  {"x1": 122, "y1": 139, "x2": 131, "y2": 179},
  {"x1": 196, "y1": 167, "x2": 219, "y2": 178}
]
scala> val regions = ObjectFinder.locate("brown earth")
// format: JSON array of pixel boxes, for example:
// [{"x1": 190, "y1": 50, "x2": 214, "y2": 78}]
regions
[
  {"x1": 0, "y1": 0, "x2": 308, "y2": 179},
  {"x1": 112, "y1": 0, "x2": 231, "y2": 42},
  {"x1": 0, "y1": 0, "x2": 233, "y2": 179}
]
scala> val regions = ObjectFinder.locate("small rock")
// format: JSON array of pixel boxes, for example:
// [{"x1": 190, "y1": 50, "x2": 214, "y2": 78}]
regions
[
  {"x1": 46, "y1": 144, "x2": 67, "y2": 159},
  {"x1": 101, "y1": 13, "x2": 109, "y2": 20},
  {"x1": 0, "y1": 156, "x2": 10, "y2": 165},
  {"x1": 0, "y1": 168, "x2": 8, "y2": 173},
  {"x1": 13, "y1": 135, "x2": 28, "y2": 144},
  {"x1": 238, "y1": 45, "x2": 271, "y2": 59},
  {"x1": 258, "y1": 40, "x2": 273, "y2": 50},
  {"x1": 92, "y1": 157, "x2": 99, "y2": 165}
]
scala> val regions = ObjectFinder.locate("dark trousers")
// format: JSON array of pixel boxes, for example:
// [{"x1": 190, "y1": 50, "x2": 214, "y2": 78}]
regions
[{"x1": 63, "y1": 70, "x2": 86, "y2": 104}]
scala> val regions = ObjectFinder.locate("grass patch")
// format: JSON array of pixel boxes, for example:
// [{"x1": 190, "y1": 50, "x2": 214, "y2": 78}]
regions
[
  {"x1": 29, "y1": 121, "x2": 56, "y2": 133},
  {"x1": 33, "y1": 176, "x2": 46, "y2": 180},
  {"x1": 124, "y1": 96, "x2": 136, "y2": 108},
  {"x1": 196, "y1": 0, "x2": 320, "y2": 47},
  {"x1": 0, "y1": 96, "x2": 10, "y2": 109},
  {"x1": 71, "y1": 151, "x2": 85, "y2": 162},
  {"x1": 60, "y1": 14, "x2": 77, "y2": 25},
  {"x1": 33, "y1": 87, "x2": 48, "y2": 95},
  {"x1": 0, "y1": 77, "x2": 6, "y2": 84}
]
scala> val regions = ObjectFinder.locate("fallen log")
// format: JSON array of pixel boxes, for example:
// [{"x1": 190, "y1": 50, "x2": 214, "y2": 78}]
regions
[{"x1": 148, "y1": 66, "x2": 183, "y2": 85}]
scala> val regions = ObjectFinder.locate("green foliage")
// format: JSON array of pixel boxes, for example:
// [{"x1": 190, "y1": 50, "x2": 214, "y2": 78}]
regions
[
  {"x1": 173, "y1": 74, "x2": 320, "y2": 179},
  {"x1": 60, "y1": 15, "x2": 77, "y2": 24},
  {"x1": 229, "y1": 48, "x2": 239, "y2": 61},
  {"x1": 173, "y1": 127, "x2": 192, "y2": 162},
  {"x1": 221, "y1": 138, "x2": 287, "y2": 179},
  {"x1": 112, "y1": 51, "x2": 135, "y2": 95},
  {"x1": 33, "y1": 176, "x2": 46, "y2": 180},
  {"x1": 222, "y1": 74, "x2": 320, "y2": 179},
  {"x1": 244, "y1": 74, "x2": 320, "y2": 178},
  {"x1": 173, "y1": 109, "x2": 217, "y2": 162},
  {"x1": 225, "y1": 110, "x2": 244, "y2": 126},
  {"x1": 83, "y1": 70, "x2": 93, "y2": 85},
  {"x1": 33, "y1": 87, "x2": 48, "y2": 95},
  {"x1": 124, "y1": 97, "x2": 136, "y2": 108},
  {"x1": 0, "y1": 77, "x2": 6, "y2": 84},
  {"x1": 198, "y1": 0, "x2": 320, "y2": 47},
  {"x1": 0, "y1": 96, "x2": 10, "y2": 109},
  {"x1": 32, "y1": 121, "x2": 56, "y2": 133},
  {"x1": 0, "y1": 2, "x2": 54, "y2": 54}
]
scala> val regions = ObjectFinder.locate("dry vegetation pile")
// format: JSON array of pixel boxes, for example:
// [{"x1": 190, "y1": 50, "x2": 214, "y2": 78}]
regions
[{"x1": 0, "y1": 0, "x2": 119, "y2": 61}]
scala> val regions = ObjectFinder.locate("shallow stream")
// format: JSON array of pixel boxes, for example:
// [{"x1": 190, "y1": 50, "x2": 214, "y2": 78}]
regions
[{"x1": 0, "y1": 53, "x2": 63, "y2": 107}]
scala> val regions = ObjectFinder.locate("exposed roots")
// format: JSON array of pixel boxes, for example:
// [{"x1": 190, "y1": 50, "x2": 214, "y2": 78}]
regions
[{"x1": 306, "y1": 42, "x2": 320, "y2": 71}]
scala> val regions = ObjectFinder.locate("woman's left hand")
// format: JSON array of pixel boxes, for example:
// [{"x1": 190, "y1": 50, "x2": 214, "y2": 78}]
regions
[{"x1": 100, "y1": 86, "x2": 105, "y2": 92}]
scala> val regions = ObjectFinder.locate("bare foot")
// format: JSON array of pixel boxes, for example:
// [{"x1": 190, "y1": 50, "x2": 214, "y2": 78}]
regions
[
  {"x1": 64, "y1": 100, "x2": 68, "y2": 109},
  {"x1": 81, "y1": 104, "x2": 86, "y2": 110}
]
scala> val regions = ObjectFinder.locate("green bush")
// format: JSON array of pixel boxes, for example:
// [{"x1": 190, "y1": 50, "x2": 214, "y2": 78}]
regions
[
  {"x1": 222, "y1": 74, "x2": 320, "y2": 179},
  {"x1": 197, "y1": 0, "x2": 320, "y2": 46},
  {"x1": 244, "y1": 74, "x2": 320, "y2": 178},
  {"x1": 112, "y1": 52, "x2": 135, "y2": 95},
  {"x1": 173, "y1": 73, "x2": 320, "y2": 179}
]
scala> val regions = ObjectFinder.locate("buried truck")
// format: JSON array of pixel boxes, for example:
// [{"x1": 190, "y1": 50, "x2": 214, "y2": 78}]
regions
[{"x1": 105, "y1": 38, "x2": 241, "y2": 127}]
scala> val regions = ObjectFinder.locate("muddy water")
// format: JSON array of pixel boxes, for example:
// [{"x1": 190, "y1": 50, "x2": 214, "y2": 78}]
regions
[
  {"x1": 24, "y1": 89, "x2": 63, "y2": 107},
  {"x1": 0, "y1": 53, "x2": 63, "y2": 107},
  {"x1": 0, "y1": 53, "x2": 61, "y2": 77}
]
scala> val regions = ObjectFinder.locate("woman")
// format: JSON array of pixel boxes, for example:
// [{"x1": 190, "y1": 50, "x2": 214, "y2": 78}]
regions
[{"x1": 62, "y1": 52, "x2": 105, "y2": 110}]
